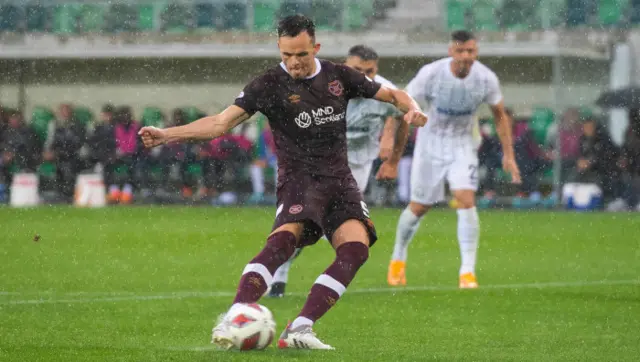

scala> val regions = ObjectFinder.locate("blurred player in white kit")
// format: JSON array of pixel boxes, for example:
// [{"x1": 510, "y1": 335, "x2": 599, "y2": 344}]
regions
[
  {"x1": 268, "y1": 44, "x2": 410, "y2": 298},
  {"x1": 388, "y1": 30, "x2": 521, "y2": 288}
]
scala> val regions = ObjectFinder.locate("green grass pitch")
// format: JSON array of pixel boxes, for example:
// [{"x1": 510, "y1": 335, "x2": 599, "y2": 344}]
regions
[{"x1": 1, "y1": 206, "x2": 639, "y2": 361}]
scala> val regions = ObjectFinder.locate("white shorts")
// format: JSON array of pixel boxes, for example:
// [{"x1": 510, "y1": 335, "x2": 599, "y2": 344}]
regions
[
  {"x1": 349, "y1": 161, "x2": 373, "y2": 194},
  {"x1": 410, "y1": 150, "x2": 479, "y2": 205}
]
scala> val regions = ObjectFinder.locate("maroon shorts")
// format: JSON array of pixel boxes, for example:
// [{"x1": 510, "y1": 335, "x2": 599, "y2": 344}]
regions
[{"x1": 272, "y1": 172, "x2": 378, "y2": 247}]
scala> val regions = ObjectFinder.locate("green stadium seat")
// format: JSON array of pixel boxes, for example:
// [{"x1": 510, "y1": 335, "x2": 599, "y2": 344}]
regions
[
  {"x1": 253, "y1": 0, "x2": 280, "y2": 32},
  {"x1": 222, "y1": 2, "x2": 247, "y2": 30},
  {"x1": 599, "y1": 0, "x2": 626, "y2": 26},
  {"x1": 447, "y1": 0, "x2": 468, "y2": 30},
  {"x1": 141, "y1": 107, "x2": 165, "y2": 127},
  {"x1": 472, "y1": 0, "x2": 498, "y2": 31},
  {"x1": 566, "y1": 0, "x2": 589, "y2": 26},
  {"x1": 160, "y1": 2, "x2": 190, "y2": 33},
  {"x1": 80, "y1": 4, "x2": 106, "y2": 33},
  {"x1": 311, "y1": 0, "x2": 339, "y2": 31},
  {"x1": 30, "y1": 106, "x2": 56, "y2": 144},
  {"x1": 138, "y1": 4, "x2": 156, "y2": 31},
  {"x1": 347, "y1": 2, "x2": 367, "y2": 30},
  {"x1": 25, "y1": 4, "x2": 48, "y2": 32},
  {"x1": 53, "y1": 4, "x2": 80, "y2": 34},
  {"x1": 528, "y1": 107, "x2": 555, "y2": 145},
  {"x1": 195, "y1": 3, "x2": 216, "y2": 28},
  {"x1": 280, "y1": 0, "x2": 312, "y2": 17},
  {"x1": 107, "y1": 3, "x2": 137, "y2": 33},
  {"x1": 0, "y1": 5, "x2": 21, "y2": 32}
]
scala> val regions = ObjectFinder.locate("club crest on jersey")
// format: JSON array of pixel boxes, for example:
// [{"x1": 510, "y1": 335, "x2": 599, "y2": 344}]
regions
[
  {"x1": 288, "y1": 94, "x2": 301, "y2": 103},
  {"x1": 328, "y1": 80, "x2": 344, "y2": 96},
  {"x1": 289, "y1": 204, "x2": 304, "y2": 214}
]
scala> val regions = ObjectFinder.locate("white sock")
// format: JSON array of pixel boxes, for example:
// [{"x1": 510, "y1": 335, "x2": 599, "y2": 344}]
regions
[
  {"x1": 457, "y1": 207, "x2": 480, "y2": 275},
  {"x1": 290, "y1": 316, "x2": 314, "y2": 330},
  {"x1": 250, "y1": 164, "x2": 265, "y2": 194},
  {"x1": 273, "y1": 259, "x2": 292, "y2": 284},
  {"x1": 391, "y1": 207, "x2": 422, "y2": 262}
]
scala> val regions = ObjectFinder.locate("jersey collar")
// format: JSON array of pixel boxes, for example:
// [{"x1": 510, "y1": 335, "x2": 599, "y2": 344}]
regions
[{"x1": 279, "y1": 58, "x2": 322, "y2": 79}]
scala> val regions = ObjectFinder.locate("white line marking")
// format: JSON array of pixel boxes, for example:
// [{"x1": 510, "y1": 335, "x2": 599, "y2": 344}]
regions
[{"x1": 1, "y1": 279, "x2": 638, "y2": 306}]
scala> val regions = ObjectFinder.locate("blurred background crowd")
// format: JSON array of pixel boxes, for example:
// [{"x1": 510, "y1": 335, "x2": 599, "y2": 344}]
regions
[{"x1": 1, "y1": 0, "x2": 640, "y2": 211}]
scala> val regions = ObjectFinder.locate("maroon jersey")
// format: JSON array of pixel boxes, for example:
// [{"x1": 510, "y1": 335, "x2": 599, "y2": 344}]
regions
[{"x1": 234, "y1": 59, "x2": 381, "y2": 181}]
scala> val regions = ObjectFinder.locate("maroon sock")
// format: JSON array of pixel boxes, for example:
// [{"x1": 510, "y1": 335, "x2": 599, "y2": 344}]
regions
[
  {"x1": 232, "y1": 231, "x2": 297, "y2": 304},
  {"x1": 298, "y1": 242, "x2": 369, "y2": 322}
]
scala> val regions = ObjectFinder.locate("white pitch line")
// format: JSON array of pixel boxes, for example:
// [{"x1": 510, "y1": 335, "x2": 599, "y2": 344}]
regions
[{"x1": 1, "y1": 279, "x2": 638, "y2": 306}]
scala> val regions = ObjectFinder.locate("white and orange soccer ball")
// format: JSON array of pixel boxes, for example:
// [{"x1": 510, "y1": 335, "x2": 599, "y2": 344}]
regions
[{"x1": 227, "y1": 303, "x2": 277, "y2": 351}]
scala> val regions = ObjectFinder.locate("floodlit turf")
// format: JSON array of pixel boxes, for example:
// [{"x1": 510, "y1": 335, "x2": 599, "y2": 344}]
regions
[{"x1": 1, "y1": 206, "x2": 639, "y2": 361}]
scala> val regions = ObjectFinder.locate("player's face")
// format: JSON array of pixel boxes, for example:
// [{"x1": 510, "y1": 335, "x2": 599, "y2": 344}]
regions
[
  {"x1": 344, "y1": 56, "x2": 378, "y2": 79},
  {"x1": 448, "y1": 40, "x2": 478, "y2": 77},
  {"x1": 278, "y1": 31, "x2": 321, "y2": 79}
]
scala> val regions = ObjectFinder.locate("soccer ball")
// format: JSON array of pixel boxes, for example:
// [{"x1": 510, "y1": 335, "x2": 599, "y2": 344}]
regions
[{"x1": 227, "y1": 303, "x2": 277, "y2": 351}]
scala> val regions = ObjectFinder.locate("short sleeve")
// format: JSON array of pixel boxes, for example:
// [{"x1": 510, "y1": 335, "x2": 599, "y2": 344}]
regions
[
  {"x1": 484, "y1": 72, "x2": 503, "y2": 106},
  {"x1": 233, "y1": 76, "x2": 265, "y2": 116},
  {"x1": 405, "y1": 64, "x2": 433, "y2": 102},
  {"x1": 340, "y1": 65, "x2": 381, "y2": 99}
]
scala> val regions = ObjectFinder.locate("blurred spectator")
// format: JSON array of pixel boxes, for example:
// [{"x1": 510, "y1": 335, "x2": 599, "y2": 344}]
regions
[
  {"x1": 478, "y1": 117, "x2": 502, "y2": 204},
  {"x1": 513, "y1": 116, "x2": 551, "y2": 197},
  {"x1": 547, "y1": 107, "x2": 583, "y2": 180},
  {"x1": 199, "y1": 124, "x2": 253, "y2": 202},
  {"x1": 109, "y1": 106, "x2": 140, "y2": 204},
  {"x1": 141, "y1": 108, "x2": 199, "y2": 198},
  {"x1": 88, "y1": 104, "x2": 117, "y2": 190},
  {"x1": 570, "y1": 117, "x2": 622, "y2": 203},
  {"x1": 44, "y1": 104, "x2": 87, "y2": 200},
  {"x1": 1, "y1": 109, "x2": 40, "y2": 185},
  {"x1": 248, "y1": 119, "x2": 277, "y2": 205},
  {"x1": 611, "y1": 109, "x2": 640, "y2": 211}
]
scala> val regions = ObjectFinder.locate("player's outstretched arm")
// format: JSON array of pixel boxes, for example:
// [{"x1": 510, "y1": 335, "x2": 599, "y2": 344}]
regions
[
  {"x1": 491, "y1": 101, "x2": 521, "y2": 184},
  {"x1": 139, "y1": 105, "x2": 250, "y2": 148},
  {"x1": 373, "y1": 86, "x2": 427, "y2": 127}
]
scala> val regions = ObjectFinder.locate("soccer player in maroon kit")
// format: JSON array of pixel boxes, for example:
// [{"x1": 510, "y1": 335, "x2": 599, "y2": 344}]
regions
[{"x1": 139, "y1": 15, "x2": 427, "y2": 350}]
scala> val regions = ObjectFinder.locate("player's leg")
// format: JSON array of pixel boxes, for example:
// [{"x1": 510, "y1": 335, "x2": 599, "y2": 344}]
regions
[
  {"x1": 388, "y1": 151, "x2": 446, "y2": 286},
  {"x1": 279, "y1": 219, "x2": 372, "y2": 350},
  {"x1": 449, "y1": 157, "x2": 480, "y2": 289},
  {"x1": 267, "y1": 247, "x2": 303, "y2": 298},
  {"x1": 212, "y1": 222, "x2": 303, "y2": 349}
]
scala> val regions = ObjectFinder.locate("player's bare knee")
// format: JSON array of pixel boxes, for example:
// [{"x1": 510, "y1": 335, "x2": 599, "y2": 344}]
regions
[
  {"x1": 331, "y1": 219, "x2": 370, "y2": 249},
  {"x1": 453, "y1": 190, "x2": 476, "y2": 209},
  {"x1": 409, "y1": 202, "x2": 430, "y2": 217}
]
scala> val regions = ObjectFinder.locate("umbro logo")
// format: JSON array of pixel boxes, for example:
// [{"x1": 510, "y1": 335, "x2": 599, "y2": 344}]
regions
[{"x1": 288, "y1": 94, "x2": 301, "y2": 103}]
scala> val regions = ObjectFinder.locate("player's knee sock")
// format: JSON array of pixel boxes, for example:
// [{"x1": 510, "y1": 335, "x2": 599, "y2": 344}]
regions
[
  {"x1": 291, "y1": 242, "x2": 368, "y2": 329},
  {"x1": 391, "y1": 207, "x2": 422, "y2": 262},
  {"x1": 232, "y1": 231, "x2": 296, "y2": 304},
  {"x1": 457, "y1": 207, "x2": 479, "y2": 275},
  {"x1": 250, "y1": 164, "x2": 265, "y2": 194},
  {"x1": 272, "y1": 248, "x2": 301, "y2": 284}
]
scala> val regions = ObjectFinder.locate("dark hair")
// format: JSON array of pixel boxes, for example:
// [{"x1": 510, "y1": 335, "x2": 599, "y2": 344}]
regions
[
  {"x1": 451, "y1": 30, "x2": 475, "y2": 43},
  {"x1": 277, "y1": 14, "x2": 315, "y2": 39},
  {"x1": 348, "y1": 45, "x2": 378, "y2": 61}
]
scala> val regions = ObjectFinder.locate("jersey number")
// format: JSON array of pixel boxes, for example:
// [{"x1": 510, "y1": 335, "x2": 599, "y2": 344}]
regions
[
  {"x1": 469, "y1": 165, "x2": 477, "y2": 182},
  {"x1": 361, "y1": 201, "x2": 370, "y2": 218}
]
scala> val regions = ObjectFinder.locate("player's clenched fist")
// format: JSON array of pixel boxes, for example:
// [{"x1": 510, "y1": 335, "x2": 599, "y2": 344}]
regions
[
  {"x1": 404, "y1": 109, "x2": 428, "y2": 127},
  {"x1": 138, "y1": 126, "x2": 167, "y2": 148}
]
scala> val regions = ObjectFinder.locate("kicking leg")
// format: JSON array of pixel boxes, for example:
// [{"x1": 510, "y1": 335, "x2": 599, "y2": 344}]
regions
[
  {"x1": 388, "y1": 201, "x2": 429, "y2": 286},
  {"x1": 268, "y1": 247, "x2": 303, "y2": 298},
  {"x1": 278, "y1": 219, "x2": 370, "y2": 350},
  {"x1": 452, "y1": 189, "x2": 479, "y2": 289},
  {"x1": 212, "y1": 223, "x2": 301, "y2": 349}
]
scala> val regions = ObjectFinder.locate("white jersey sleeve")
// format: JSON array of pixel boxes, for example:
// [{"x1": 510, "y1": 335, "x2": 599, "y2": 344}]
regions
[
  {"x1": 483, "y1": 71, "x2": 503, "y2": 106},
  {"x1": 405, "y1": 64, "x2": 435, "y2": 105}
]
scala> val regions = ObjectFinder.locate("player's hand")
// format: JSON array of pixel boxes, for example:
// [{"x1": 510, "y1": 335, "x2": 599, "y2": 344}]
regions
[
  {"x1": 404, "y1": 109, "x2": 428, "y2": 127},
  {"x1": 138, "y1": 126, "x2": 168, "y2": 148},
  {"x1": 502, "y1": 155, "x2": 521, "y2": 184},
  {"x1": 376, "y1": 160, "x2": 398, "y2": 180}
]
